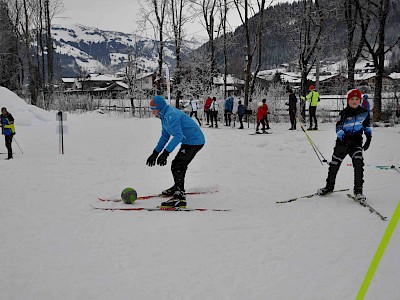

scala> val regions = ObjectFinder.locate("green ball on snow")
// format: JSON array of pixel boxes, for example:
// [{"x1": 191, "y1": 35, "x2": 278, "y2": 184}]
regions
[{"x1": 121, "y1": 188, "x2": 137, "y2": 204}]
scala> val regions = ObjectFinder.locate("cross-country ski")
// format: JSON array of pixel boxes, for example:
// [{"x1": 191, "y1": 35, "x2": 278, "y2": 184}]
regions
[
  {"x1": 90, "y1": 204, "x2": 230, "y2": 212},
  {"x1": 98, "y1": 190, "x2": 218, "y2": 202}
]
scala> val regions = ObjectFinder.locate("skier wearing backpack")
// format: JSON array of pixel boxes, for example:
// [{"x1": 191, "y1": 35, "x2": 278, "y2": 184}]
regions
[
  {"x1": 146, "y1": 96, "x2": 205, "y2": 208},
  {"x1": 317, "y1": 89, "x2": 372, "y2": 204}
]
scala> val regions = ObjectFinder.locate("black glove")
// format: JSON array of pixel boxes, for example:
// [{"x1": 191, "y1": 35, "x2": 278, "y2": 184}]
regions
[
  {"x1": 363, "y1": 136, "x2": 371, "y2": 151},
  {"x1": 157, "y1": 149, "x2": 169, "y2": 166},
  {"x1": 146, "y1": 150, "x2": 159, "y2": 167}
]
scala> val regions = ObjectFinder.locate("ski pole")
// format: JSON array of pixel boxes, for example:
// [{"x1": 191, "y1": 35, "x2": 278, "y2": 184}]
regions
[
  {"x1": 391, "y1": 165, "x2": 400, "y2": 175},
  {"x1": 295, "y1": 115, "x2": 328, "y2": 165},
  {"x1": 13, "y1": 137, "x2": 23, "y2": 154}
]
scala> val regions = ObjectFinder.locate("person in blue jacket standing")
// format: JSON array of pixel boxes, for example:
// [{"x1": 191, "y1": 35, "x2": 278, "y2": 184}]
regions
[
  {"x1": 237, "y1": 100, "x2": 245, "y2": 129},
  {"x1": 1, "y1": 107, "x2": 15, "y2": 160},
  {"x1": 224, "y1": 96, "x2": 234, "y2": 126},
  {"x1": 146, "y1": 95, "x2": 205, "y2": 208}
]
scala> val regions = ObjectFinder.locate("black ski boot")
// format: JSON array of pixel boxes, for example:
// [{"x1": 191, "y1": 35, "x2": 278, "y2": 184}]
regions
[
  {"x1": 317, "y1": 186, "x2": 334, "y2": 196},
  {"x1": 161, "y1": 186, "x2": 176, "y2": 197},
  {"x1": 160, "y1": 190, "x2": 187, "y2": 208}
]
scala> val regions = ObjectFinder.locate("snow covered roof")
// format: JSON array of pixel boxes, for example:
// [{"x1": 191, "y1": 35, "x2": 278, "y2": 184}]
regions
[
  {"x1": 115, "y1": 81, "x2": 129, "y2": 89},
  {"x1": 389, "y1": 73, "x2": 400, "y2": 80},
  {"x1": 62, "y1": 78, "x2": 75, "y2": 83},
  {"x1": 280, "y1": 73, "x2": 301, "y2": 83},
  {"x1": 353, "y1": 73, "x2": 377, "y2": 80},
  {"x1": 213, "y1": 75, "x2": 245, "y2": 85},
  {"x1": 86, "y1": 74, "x2": 125, "y2": 82}
]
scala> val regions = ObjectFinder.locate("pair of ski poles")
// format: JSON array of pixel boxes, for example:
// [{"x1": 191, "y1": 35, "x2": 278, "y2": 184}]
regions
[{"x1": 295, "y1": 115, "x2": 328, "y2": 165}]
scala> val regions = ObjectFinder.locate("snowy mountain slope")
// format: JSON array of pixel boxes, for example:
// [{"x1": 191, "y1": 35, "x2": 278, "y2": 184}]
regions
[
  {"x1": 0, "y1": 88, "x2": 399, "y2": 299},
  {"x1": 51, "y1": 23, "x2": 202, "y2": 76}
]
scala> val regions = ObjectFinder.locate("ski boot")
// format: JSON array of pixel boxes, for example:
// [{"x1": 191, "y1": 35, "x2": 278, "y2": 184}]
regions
[
  {"x1": 160, "y1": 190, "x2": 187, "y2": 208},
  {"x1": 161, "y1": 186, "x2": 176, "y2": 197},
  {"x1": 354, "y1": 187, "x2": 366, "y2": 206},
  {"x1": 317, "y1": 186, "x2": 334, "y2": 196}
]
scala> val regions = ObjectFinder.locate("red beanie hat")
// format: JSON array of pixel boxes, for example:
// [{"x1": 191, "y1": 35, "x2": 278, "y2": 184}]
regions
[
  {"x1": 309, "y1": 85, "x2": 315, "y2": 91},
  {"x1": 346, "y1": 89, "x2": 362, "y2": 103}
]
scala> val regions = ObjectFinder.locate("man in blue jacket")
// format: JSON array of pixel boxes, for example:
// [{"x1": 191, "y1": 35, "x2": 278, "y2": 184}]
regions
[
  {"x1": 1, "y1": 107, "x2": 15, "y2": 160},
  {"x1": 224, "y1": 96, "x2": 234, "y2": 126},
  {"x1": 146, "y1": 96, "x2": 205, "y2": 208}
]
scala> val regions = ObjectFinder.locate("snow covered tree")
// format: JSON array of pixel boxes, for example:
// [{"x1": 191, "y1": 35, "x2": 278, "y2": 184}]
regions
[{"x1": 0, "y1": 0, "x2": 21, "y2": 91}]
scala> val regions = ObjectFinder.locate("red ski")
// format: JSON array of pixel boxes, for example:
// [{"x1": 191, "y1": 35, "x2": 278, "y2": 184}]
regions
[{"x1": 98, "y1": 190, "x2": 218, "y2": 202}]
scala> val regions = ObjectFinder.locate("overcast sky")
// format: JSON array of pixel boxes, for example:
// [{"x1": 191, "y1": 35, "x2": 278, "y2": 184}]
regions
[{"x1": 56, "y1": 0, "x2": 293, "y2": 41}]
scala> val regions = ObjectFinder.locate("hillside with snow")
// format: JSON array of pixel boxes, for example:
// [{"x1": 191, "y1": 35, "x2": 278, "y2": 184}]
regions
[
  {"x1": 51, "y1": 23, "x2": 202, "y2": 76},
  {"x1": 0, "y1": 87, "x2": 399, "y2": 299}
]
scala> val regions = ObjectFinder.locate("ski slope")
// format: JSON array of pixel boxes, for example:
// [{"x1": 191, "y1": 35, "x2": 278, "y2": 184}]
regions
[{"x1": 0, "y1": 88, "x2": 399, "y2": 300}]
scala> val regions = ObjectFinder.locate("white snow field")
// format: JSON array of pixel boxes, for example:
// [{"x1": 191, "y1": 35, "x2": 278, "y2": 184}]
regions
[{"x1": 0, "y1": 87, "x2": 399, "y2": 300}]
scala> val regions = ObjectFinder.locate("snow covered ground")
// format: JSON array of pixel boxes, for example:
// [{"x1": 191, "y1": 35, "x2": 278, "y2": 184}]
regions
[{"x1": 1, "y1": 87, "x2": 399, "y2": 300}]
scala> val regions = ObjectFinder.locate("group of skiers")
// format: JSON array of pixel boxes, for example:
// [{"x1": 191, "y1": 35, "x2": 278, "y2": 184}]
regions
[
  {"x1": 147, "y1": 87, "x2": 373, "y2": 208},
  {"x1": 186, "y1": 96, "x2": 266, "y2": 131},
  {"x1": 1, "y1": 88, "x2": 373, "y2": 209}
]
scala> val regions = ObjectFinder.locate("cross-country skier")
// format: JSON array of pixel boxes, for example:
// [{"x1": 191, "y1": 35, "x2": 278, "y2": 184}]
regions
[
  {"x1": 255, "y1": 99, "x2": 269, "y2": 133},
  {"x1": 224, "y1": 96, "x2": 234, "y2": 126},
  {"x1": 301, "y1": 85, "x2": 320, "y2": 130},
  {"x1": 184, "y1": 99, "x2": 202, "y2": 126},
  {"x1": 361, "y1": 94, "x2": 370, "y2": 112},
  {"x1": 317, "y1": 89, "x2": 372, "y2": 204},
  {"x1": 237, "y1": 100, "x2": 245, "y2": 129},
  {"x1": 204, "y1": 96, "x2": 213, "y2": 125},
  {"x1": 209, "y1": 97, "x2": 219, "y2": 128},
  {"x1": 146, "y1": 95, "x2": 205, "y2": 208},
  {"x1": 285, "y1": 89, "x2": 297, "y2": 130},
  {"x1": 1, "y1": 107, "x2": 15, "y2": 160}
]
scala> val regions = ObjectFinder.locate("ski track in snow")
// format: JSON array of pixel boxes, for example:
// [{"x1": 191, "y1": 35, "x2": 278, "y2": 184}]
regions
[{"x1": 0, "y1": 107, "x2": 399, "y2": 299}]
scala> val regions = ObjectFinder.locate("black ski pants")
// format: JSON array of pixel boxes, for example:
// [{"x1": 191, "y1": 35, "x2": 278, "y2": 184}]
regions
[
  {"x1": 224, "y1": 110, "x2": 232, "y2": 126},
  {"x1": 326, "y1": 141, "x2": 364, "y2": 192},
  {"x1": 171, "y1": 144, "x2": 204, "y2": 192},
  {"x1": 190, "y1": 111, "x2": 201, "y2": 126},
  {"x1": 5, "y1": 135, "x2": 13, "y2": 159},
  {"x1": 256, "y1": 119, "x2": 266, "y2": 131},
  {"x1": 238, "y1": 115, "x2": 244, "y2": 129},
  {"x1": 289, "y1": 109, "x2": 296, "y2": 129},
  {"x1": 205, "y1": 111, "x2": 211, "y2": 124},
  {"x1": 309, "y1": 106, "x2": 317, "y2": 128},
  {"x1": 210, "y1": 111, "x2": 218, "y2": 127}
]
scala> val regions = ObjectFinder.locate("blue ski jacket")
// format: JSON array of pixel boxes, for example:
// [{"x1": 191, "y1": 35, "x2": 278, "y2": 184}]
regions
[
  {"x1": 154, "y1": 102, "x2": 205, "y2": 153},
  {"x1": 1, "y1": 113, "x2": 15, "y2": 136},
  {"x1": 335, "y1": 106, "x2": 372, "y2": 144},
  {"x1": 224, "y1": 97, "x2": 234, "y2": 111},
  {"x1": 237, "y1": 104, "x2": 245, "y2": 116}
]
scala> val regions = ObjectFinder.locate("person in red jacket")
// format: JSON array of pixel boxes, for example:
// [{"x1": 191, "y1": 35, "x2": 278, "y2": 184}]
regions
[
  {"x1": 255, "y1": 99, "x2": 269, "y2": 133},
  {"x1": 204, "y1": 96, "x2": 213, "y2": 125}
]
